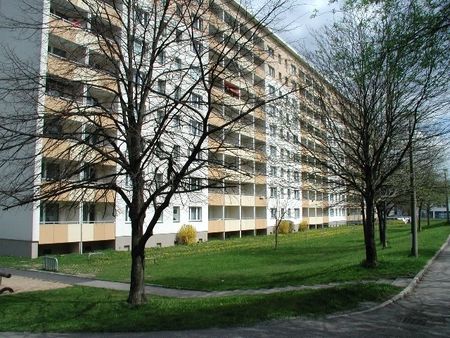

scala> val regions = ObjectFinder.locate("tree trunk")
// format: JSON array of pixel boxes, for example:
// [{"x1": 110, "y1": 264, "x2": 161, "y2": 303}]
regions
[
  {"x1": 418, "y1": 200, "x2": 423, "y2": 232},
  {"x1": 274, "y1": 219, "x2": 280, "y2": 250},
  {"x1": 362, "y1": 195, "x2": 377, "y2": 267},
  {"x1": 127, "y1": 212, "x2": 147, "y2": 305},
  {"x1": 128, "y1": 242, "x2": 146, "y2": 305},
  {"x1": 426, "y1": 205, "x2": 430, "y2": 227}
]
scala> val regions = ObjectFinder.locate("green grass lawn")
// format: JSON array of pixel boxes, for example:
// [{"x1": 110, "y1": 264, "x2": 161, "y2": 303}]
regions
[
  {"x1": 1, "y1": 221, "x2": 449, "y2": 291},
  {"x1": 0, "y1": 283, "x2": 400, "y2": 332}
]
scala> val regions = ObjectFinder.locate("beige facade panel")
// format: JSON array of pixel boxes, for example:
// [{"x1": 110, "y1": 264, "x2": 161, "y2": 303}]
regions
[
  {"x1": 224, "y1": 219, "x2": 240, "y2": 232},
  {"x1": 254, "y1": 196, "x2": 267, "y2": 207},
  {"x1": 255, "y1": 219, "x2": 267, "y2": 229},
  {"x1": 208, "y1": 193, "x2": 224, "y2": 205},
  {"x1": 240, "y1": 195, "x2": 254, "y2": 206},
  {"x1": 224, "y1": 194, "x2": 240, "y2": 206},
  {"x1": 208, "y1": 220, "x2": 225, "y2": 233},
  {"x1": 241, "y1": 219, "x2": 255, "y2": 230}
]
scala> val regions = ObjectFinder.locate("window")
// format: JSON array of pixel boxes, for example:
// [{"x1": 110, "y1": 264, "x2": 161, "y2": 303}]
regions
[
  {"x1": 294, "y1": 208, "x2": 300, "y2": 219},
  {"x1": 173, "y1": 206, "x2": 180, "y2": 222},
  {"x1": 269, "y1": 145, "x2": 277, "y2": 157},
  {"x1": 191, "y1": 93, "x2": 203, "y2": 108},
  {"x1": 134, "y1": 39, "x2": 143, "y2": 55},
  {"x1": 268, "y1": 65, "x2": 275, "y2": 77},
  {"x1": 267, "y1": 46, "x2": 274, "y2": 57},
  {"x1": 156, "y1": 109, "x2": 164, "y2": 123},
  {"x1": 83, "y1": 203, "x2": 95, "y2": 223},
  {"x1": 270, "y1": 166, "x2": 277, "y2": 176},
  {"x1": 156, "y1": 173, "x2": 163, "y2": 188},
  {"x1": 287, "y1": 208, "x2": 291, "y2": 218},
  {"x1": 189, "y1": 206, "x2": 202, "y2": 221},
  {"x1": 174, "y1": 87, "x2": 181, "y2": 100},
  {"x1": 193, "y1": 17, "x2": 203, "y2": 30},
  {"x1": 190, "y1": 66, "x2": 201, "y2": 80},
  {"x1": 270, "y1": 208, "x2": 277, "y2": 219},
  {"x1": 287, "y1": 189, "x2": 291, "y2": 199},
  {"x1": 291, "y1": 64, "x2": 297, "y2": 75},
  {"x1": 175, "y1": 57, "x2": 182, "y2": 70},
  {"x1": 278, "y1": 54, "x2": 282, "y2": 64},
  {"x1": 42, "y1": 161, "x2": 60, "y2": 180},
  {"x1": 294, "y1": 190, "x2": 300, "y2": 200},
  {"x1": 158, "y1": 50, "x2": 166, "y2": 64},
  {"x1": 48, "y1": 45, "x2": 66, "y2": 58},
  {"x1": 83, "y1": 165, "x2": 96, "y2": 180},
  {"x1": 40, "y1": 203, "x2": 59, "y2": 223},
  {"x1": 172, "y1": 145, "x2": 180, "y2": 160},
  {"x1": 157, "y1": 79, "x2": 166, "y2": 94},
  {"x1": 125, "y1": 205, "x2": 130, "y2": 222},
  {"x1": 136, "y1": 8, "x2": 149, "y2": 26},
  {"x1": 268, "y1": 85, "x2": 275, "y2": 95},
  {"x1": 294, "y1": 171, "x2": 300, "y2": 180},
  {"x1": 191, "y1": 38, "x2": 203, "y2": 53},
  {"x1": 157, "y1": 209, "x2": 164, "y2": 223},
  {"x1": 270, "y1": 187, "x2": 277, "y2": 198},
  {"x1": 173, "y1": 115, "x2": 181, "y2": 128},
  {"x1": 189, "y1": 177, "x2": 202, "y2": 190},
  {"x1": 176, "y1": 29, "x2": 183, "y2": 43},
  {"x1": 190, "y1": 118, "x2": 202, "y2": 135},
  {"x1": 269, "y1": 124, "x2": 277, "y2": 137}
]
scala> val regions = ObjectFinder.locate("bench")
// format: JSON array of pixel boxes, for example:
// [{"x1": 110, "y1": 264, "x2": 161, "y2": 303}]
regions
[{"x1": 0, "y1": 271, "x2": 14, "y2": 294}]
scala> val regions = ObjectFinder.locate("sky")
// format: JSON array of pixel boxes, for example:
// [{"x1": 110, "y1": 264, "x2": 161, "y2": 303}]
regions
[{"x1": 249, "y1": 0, "x2": 342, "y2": 53}]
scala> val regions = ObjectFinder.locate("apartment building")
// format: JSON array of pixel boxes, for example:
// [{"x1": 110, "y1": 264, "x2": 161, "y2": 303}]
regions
[{"x1": 0, "y1": 0, "x2": 358, "y2": 258}]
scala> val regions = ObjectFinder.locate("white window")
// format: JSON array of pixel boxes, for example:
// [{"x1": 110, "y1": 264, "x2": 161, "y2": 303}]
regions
[
  {"x1": 158, "y1": 50, "x2": 166, "y2": 64},
  {"x1": 270, "y1": 187, "x2": 277, "y2": 198},
  {"x1": 157, "y1": 79, "x2": 166, "y2": 94},
  {"x1": 125, "y1": 205, "x2": 130, "y2": 222},
  {"x1": 268, "y1": 65, "x2": 275, "y2": 77},
  {"x1": 270, "y1": 208, "x2": 277, "y2": 219},
  {"x1": 189, "y1": 206, "x2": 202, "y2": 221},
  {"x1": 269, "y1": 124, "x2": 277, "y2": 137},
  {"x1": 193, "y1": 17, "x2": 203, "y2": 30},
  {"x1": 190, "y1": 118, "x2": 202, "y2": 135},
  {"x1": 190, "y1": 66, "x2": 201, "y2": 80},
  {"x1": 157, "y1": 210, "x2": 164, "y2": 223},
  {"x1": 172, "y1": 145, "x2": 180, "y2": 160},
  {"x1": 191, "y1": 93, "x2": 203, "y2": 108},
  {"x1": 189, "y1": 177, "x2": 202, "y2": 190},
  {"x1": 270, "y1": 166, "x2": 277, "y2": 176},
  {"x1": 294, "y1": 190, "x2": 300, "y2": 200},
  {"x1": 175, "y1": 57, "x2": 182, "y2": 69},
  {"x1": 267, "y1": 46, "x2": 274, "y2": 57},
  {"x1": 294, "y1": 208, "x2": 300, "y2": 219},
  {"x1": 268, "y1": 85, "x2": 275, "y2": 95},
  {"x1": 173, "y1": 206, "x2": 180, "y2": 222},
  {"x1": 269, "y1": 145, "x2": 277, "y2": 157}
]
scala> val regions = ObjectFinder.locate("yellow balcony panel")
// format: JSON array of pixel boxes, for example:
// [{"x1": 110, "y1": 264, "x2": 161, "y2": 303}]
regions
[
  {"x1": 255, "y1": 175, "x2": 266, "y2": 184},
  {"x1": 224, "y1": 219, "x2": 240, "y2": 232},
  {"x1": 208, "y1": 167, "x2": 226, "y2": 180},
  {"x1": 44, "y1": 95, "x2": 78, "y2": 114},
  {"x1": 208, "y1": 193, "x2": 224, "y2": 205},
  {"x1": 254, "y1": 130, "x2": 266, "y2": 143},
  {"x1": 224, "y1": 194, "x2": 240, "y2": 206},
  {"x1": 255, "y1": 218, "x2": 267, "y2": 229},
  {"x1": 255, "y1": 195, "x2": 267, "y2": 206},
  {"x1": 39, "y1": 223, "x2": 69, "y2": 244},
  {"x1": 308, "y1": 217, "x2": 324, "y2": 225},
  {"x1": 323, "y1": 216, "x2": 330, "y2": 223},
  {"x1": 93, "y1": 222, "x2": 115, "y2": 240},
  {"x1": 241, "y1": 219, "x2": 255, "y2": 230},
  {"x1": 49, "y1": 17, "x2": 88, "y2": 45},
  {"x1": 47, "y1": 55, "x2": 79, "y2": 81},
  {"x1": 83, "y1": 68, "x2": 117, "y2": 91},
  {"x1": 42, "y1": 138, "x2": 83, "y2": 161},
  {"x1": 208, "y1": 219, "x2": 225, "y2": 233}
]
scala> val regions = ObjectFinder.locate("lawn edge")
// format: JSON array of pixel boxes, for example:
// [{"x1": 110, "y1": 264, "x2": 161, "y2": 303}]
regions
[{"x1": 329, "y1": 234, "x2": 450, "y2": 318}]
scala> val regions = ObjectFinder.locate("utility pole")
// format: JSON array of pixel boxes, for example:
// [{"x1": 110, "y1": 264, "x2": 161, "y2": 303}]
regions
[{"x1": 444, "y1": 169, "x2": 449, "y2": 224}]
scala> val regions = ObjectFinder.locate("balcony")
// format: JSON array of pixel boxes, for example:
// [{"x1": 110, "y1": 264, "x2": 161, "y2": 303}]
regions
[{"x1": 40, "y1": 222, "x2": 115, "y2": 244}]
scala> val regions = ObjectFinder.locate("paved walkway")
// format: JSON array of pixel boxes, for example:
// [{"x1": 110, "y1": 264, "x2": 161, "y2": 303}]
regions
[
  {"x1": 2, "y1": 236, "x2": 450, "y2": 337},
  {"x1": 1, "y1": 266, "x2": 411, "y2": 298}
]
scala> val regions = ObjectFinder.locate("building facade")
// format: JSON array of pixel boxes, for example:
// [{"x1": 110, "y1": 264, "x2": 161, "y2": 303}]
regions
[{"x1": 0, "y1": 0, "x2": 359, "y2": 258}]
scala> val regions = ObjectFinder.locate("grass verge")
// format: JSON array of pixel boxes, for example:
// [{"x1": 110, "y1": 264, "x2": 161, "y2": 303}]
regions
[
  {"x1": 0, "y1": 283, "x2": 400, "y2": 332},
  {"x1": 0, "y1": 221, "x2": 449, "y2": 291}
]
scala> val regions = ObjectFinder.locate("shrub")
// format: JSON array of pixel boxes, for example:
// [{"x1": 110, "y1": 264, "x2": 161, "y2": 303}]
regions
[
  {"x1": 277, "y1": 220, "x2": 295, "y2": 234},
  {"x1": 298, "y1": 220, "x2": 309, "y2": 232},
  {"x1": 176, "y1": 224, "x2": 197, "y2": 245}
]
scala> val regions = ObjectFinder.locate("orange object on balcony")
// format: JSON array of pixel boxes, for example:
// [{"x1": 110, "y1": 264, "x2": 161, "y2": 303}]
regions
[{"x1": 224, "y1": 81, "x2": 240, "y2": 97}]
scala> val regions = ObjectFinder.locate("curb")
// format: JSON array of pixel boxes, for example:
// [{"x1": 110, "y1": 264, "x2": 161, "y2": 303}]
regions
[{"x1": 330, "y1": 234, "x2": 450, "y2": 318}]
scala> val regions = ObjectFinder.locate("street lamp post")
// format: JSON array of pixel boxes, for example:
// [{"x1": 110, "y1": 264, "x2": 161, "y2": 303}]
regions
[{"x1": 444, "y1": 169, "x2": 449, "y2": 224}]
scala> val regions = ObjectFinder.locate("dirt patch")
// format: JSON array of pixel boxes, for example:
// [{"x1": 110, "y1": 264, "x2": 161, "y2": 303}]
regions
[{"x1": 0, "y1": 275, "x2": 70, "y2": 295}]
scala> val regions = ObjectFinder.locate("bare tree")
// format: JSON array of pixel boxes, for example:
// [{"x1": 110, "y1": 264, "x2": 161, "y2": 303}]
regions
[
  {"x1": 303, "y1": 0, "x2": 449, "y2": 267},
  {"x1": 0, "y1": 0, "x2": 294, "y2": 305}
]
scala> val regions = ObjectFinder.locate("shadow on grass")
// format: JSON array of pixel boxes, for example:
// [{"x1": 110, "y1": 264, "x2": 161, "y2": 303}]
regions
[{"x1": 0, "y1": 284, "x2": 400, "y2": 333}]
